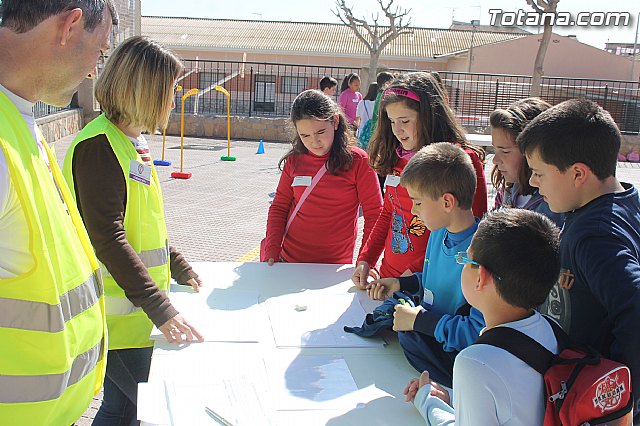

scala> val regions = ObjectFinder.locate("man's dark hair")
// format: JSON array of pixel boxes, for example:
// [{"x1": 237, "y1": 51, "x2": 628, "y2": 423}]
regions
[
  {"x1": 1, "y1": 0, "x2": 118, "y2": 33},
  {"x1": 319, "y1": 76, "x2": 337, "y2": 91},
  {"x1": 472, "y1": 209, "x2": 560, "y2": 309},
  {"x1": 517, "y1": 98, "x2": 621, "y2": 180}
]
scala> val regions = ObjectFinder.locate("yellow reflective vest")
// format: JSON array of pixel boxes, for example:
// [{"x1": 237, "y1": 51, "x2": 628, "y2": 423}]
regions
[
  {"x1": 63, "y1": 114, "x2": 170, "y2": 350},
  {"x1": 0, "y1": 92, "x2": 106, "y2": 425}
]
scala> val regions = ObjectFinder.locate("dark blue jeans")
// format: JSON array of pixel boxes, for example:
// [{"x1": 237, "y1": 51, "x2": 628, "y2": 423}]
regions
[
  {"x1": 398, "y1": 331, "x2": 458, "y2": 388},
  {"x1": 93, "y1": 347, "x2": 154, "y2": 426}
]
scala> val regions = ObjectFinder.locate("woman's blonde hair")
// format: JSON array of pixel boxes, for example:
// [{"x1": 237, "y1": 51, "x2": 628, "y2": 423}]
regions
[{"x1": 95, "y1": 35, "x2": 182, "y2": 132}]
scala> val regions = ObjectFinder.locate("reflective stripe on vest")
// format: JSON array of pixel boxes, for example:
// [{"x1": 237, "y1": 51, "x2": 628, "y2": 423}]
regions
[
  {"x1": 104, "y1": 290, "x2": 168, "y2": 316},
  {"x1": 100, "y1": 246, "x2": 169, "y2": 278},
  {"x1": 0, "y1": 339, "x2": 103, "y2": 404},
  {"x1": 0, "y1": 273, "x2": 100, "y2": 332}
]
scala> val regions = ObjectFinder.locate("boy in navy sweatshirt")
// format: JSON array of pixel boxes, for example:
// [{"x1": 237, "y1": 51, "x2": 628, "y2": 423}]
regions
[
  {"x1": 518, "y1": 98, "x2": 640, "y2": 424},
  {"x1": 367, "y1": 142, "x2": 484, "y2": 388}
]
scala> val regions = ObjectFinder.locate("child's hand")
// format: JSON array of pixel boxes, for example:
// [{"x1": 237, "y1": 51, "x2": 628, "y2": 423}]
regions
[
  {"x1": 429, "y1": 377, "x2": 451, "y2": 405},
  {"x1": 366, "y1": 278, "x2": 400, "y2": 300},
  {"x1": 403, "y1": 377, "x2": 420, "y2": 402},
  {"x1": 352, "y1": 261, "x2": 371, "y2": 289},
  {"x1": 266, "y1": 258, "x2": 275, "y2": 266},
  {"x1": 392, "y1": 304, "x2": 421, "y2": 331},
  {"x1": 404, "y1": 371, "x2": 433, "y2": 403}
]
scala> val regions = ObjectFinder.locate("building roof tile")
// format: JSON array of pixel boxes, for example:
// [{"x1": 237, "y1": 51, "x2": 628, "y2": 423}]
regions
[{"x1": 142, "y1": 16, "x2": 525, "y2": 59}]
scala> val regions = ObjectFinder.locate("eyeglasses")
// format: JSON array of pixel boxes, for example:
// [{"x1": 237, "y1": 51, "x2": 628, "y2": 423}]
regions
[
  {"x1": 455, "y1": 251, "x2": 502, "y2": 281},
  {"x1": 455, "y1": 251, "x2": 480, "y2": 267}
]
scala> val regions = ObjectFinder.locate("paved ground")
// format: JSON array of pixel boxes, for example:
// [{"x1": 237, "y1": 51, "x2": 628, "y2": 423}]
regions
[{"x1": 48, "y1": 132, "x2": 639, "y2": 424}]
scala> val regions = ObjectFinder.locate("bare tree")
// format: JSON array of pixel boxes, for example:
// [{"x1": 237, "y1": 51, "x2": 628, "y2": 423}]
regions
[
  {"x1": 334, "y1": 0, "x2": 413, "y2": 87},
  {"x1": 527, "y1": 0, "x2": 559, "y2": 96}
]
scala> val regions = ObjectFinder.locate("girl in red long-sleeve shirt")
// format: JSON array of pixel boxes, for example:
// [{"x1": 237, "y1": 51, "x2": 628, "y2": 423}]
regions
[
  {"x1": 262, "y1": 90, "x2": 382, "y2": 265},
  {"x1": 352, "y1": 72, "x2": 488, "y2": 288}
]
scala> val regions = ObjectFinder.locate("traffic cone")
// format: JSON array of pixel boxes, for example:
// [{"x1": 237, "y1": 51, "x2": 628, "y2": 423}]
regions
[{"x1": 256, "y1": 139, "x2": 265, "y2": 154}]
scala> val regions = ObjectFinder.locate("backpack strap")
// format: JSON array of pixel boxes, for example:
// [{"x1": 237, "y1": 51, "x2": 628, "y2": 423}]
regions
[{"x1": 474, "y1": 319, "x2": 555, "y2": 375}]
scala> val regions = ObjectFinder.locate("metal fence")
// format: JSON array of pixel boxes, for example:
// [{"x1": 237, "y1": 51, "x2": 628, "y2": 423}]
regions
[
  {"x1": 174, "y1": 60, "x2": 640, "y2": 135},
  {"x1": 33, "y1": 102, "x2": 72, "y2": 119},
  {"x1": 439, "y1": 71, "x2": 640, "y2": 134},
  {"x1": 33, "y1": 58, "x2": 640, "y2": 135},
  {"x1": 176, "y1": 59, "x2": 360, "y2": 118}
]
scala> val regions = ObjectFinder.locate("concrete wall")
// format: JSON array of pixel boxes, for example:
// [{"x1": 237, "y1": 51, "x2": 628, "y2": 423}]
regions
[
  {"x1": 36, "y1": 109, "x2": 83, "y2": 144},
  {"x1": 166, "y1": 114, "x2": 292, "y2": 142}
]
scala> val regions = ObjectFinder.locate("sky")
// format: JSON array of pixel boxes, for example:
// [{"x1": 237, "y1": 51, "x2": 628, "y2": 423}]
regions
[{"x1": 142, "y1": 0, "x2": 639, "y2": 50}]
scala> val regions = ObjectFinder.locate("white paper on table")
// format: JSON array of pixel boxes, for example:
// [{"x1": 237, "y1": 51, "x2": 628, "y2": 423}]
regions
[
  {"x1": 150, "y1": 289, "x2": 264, "y2": 342},
  {"x1": 137, "y1": 381, "x2": 170, "y2": 425},
  {"x1": 138, "y1": 378, "x2": 272, "y2": 426},
  {"x1": 269, "y1": 355, "x2": 391, "y2": 411},
  {"x1": 265, "y1": 291, "x2": 384, "y2": 348}
]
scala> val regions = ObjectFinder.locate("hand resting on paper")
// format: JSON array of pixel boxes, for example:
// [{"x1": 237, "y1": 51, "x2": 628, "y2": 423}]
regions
[
  {"x1": 158, "y1": 313, "x2": 204, "y2": 343},
  {"x1": 185, "y1": 277, "x2": 203, "y2": 292}
]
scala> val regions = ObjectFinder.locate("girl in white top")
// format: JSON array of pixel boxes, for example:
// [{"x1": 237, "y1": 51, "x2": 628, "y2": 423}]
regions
[{"x1": 355, "y1": 82, "x2": 378, "y2": 137}]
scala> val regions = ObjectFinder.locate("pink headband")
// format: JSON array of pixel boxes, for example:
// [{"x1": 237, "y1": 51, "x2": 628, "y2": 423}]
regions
[{"x1": 383, "y1": 88, "x2": 421, "y2": 103}]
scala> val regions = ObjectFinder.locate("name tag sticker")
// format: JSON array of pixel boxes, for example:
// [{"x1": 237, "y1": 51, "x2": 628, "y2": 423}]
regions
[
  {"x1": 129, "y1": 160, "x2": 151, "y2": 186},
  {"x1": 292, "y1": 176, "x2": 312, "y2": 187},
  {"x1": 385, "y1": 175, "x2": 401, "y2": 188},
  {"x1": 423, "y1": 289, "x2": 434, "y2": 306},
  {"x1": 352, "y1": 98, "x2": 359, "y2": 102}
]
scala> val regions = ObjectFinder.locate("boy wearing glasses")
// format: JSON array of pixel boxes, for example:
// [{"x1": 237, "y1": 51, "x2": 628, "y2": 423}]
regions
[
  {"x1": 367, "y1": 143, "x2": 484, "y2": 388},
  {"x1": 404, "y1": 209, "x2": 561, "y2": 425}
]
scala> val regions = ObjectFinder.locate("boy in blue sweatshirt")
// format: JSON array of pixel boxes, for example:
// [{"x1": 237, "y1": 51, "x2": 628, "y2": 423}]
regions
[
  {"x1": 518, "y1": 99, "x2": 640, "y2": 424},
  {"x1": 368, "y1": 142, "x2": 484, "y2": 388}
]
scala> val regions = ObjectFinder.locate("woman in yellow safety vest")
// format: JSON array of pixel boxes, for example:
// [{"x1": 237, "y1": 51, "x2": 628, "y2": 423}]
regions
[{"x1": 62, "y1": 35, "x2": 204, "y2": 425}]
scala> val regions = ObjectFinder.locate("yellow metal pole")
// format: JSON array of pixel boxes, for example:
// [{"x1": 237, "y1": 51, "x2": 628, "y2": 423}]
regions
[
  {"x1": 171, "y1": 88, "x2": 198, "y2": 179},
  {"x1": 215, "y1": 86, "x2": 235, "y2": 161}
]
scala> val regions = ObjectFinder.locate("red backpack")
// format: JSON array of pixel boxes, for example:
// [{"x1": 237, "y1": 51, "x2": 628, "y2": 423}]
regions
[{"x1": 475, "y1": 316, "x2": 633, "y2": 425}]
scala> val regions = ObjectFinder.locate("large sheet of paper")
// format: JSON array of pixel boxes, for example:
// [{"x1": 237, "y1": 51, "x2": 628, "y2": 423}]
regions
[
  {"x1": 265, "y1": 291, "x2": 384, "y2": 348},
  {"x1": 138, "y1": 378, "x2": 272, "y2": 426},
  {"x1": 269, "y1": 355, "x2": 380, "y2": 411},
  {"x1": 150, "y1": 288, "x2": 264, "y2": 342}
]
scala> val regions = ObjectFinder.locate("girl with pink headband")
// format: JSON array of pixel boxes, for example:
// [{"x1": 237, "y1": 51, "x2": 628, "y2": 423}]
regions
[{"x1": 352, "y1": 72, "x2": 488, "y2": 287}]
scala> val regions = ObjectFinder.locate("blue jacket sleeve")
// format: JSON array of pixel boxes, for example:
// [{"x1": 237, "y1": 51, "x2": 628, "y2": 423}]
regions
[{"x1": 413, "y1": 306, "x2": 485, "y2": 353}]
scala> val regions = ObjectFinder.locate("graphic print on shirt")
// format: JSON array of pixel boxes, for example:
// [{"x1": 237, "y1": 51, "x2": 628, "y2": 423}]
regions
[
  {"x1": 540, "y1": 267, "x2": 573, "y2": 331},
  {"x1": 407, "y1": 215, "x2": 426, "y2": 237},
  {"x1": 387, "y1": 187, "x2": 425, "y2": 254}
]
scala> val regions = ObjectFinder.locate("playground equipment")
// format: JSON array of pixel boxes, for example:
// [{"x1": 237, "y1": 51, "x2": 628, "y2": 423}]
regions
[
  {"x1": 154, "y1": 85, "x2": 182, "y2": 167},
  {"x1": 215, "y1": 85, "x2": 236, "y2": 161},
  {"x1": 171, "y1": 87, "x2": 199, "y2": 179}
]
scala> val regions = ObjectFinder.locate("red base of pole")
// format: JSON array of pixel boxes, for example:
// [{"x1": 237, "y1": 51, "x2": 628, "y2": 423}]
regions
[{"x1": 171, "y1": 171, "x2": 192, "y2": 179}]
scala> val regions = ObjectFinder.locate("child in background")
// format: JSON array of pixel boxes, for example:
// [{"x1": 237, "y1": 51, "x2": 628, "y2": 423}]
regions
[
  {"x1": 367, "y1": 143, "x2": 484, "y2": 388},
  {"x1": 339, "y1": 73, "x2": 362, "y2": 127},
  {"x1": 518, "y1": 98, "x2": 640, "y2": 423},
  {"x1": 352, "y1": 72, "x2": 488, "y2": 287},
  {"x1": 262, "y1": 90, "x2": 382, "y2": 264},
  {"x1": 404, "y1": 209, "x2": 561, "y2": 425},
  {"x1": 319, "y1": 76, "x2": 338, "y2": 97},
  {"x1": 491, "y1": 98, "x2": 563, "y2": 226},
  {"x1": 356, "y1": 82, "x2": 378, "y2": 143}
]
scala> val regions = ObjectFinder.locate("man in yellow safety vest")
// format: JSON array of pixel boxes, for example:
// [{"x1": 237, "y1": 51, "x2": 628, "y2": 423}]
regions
[{"x1": 0, "y1": 1, "x2": 118, "y2": 424}]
